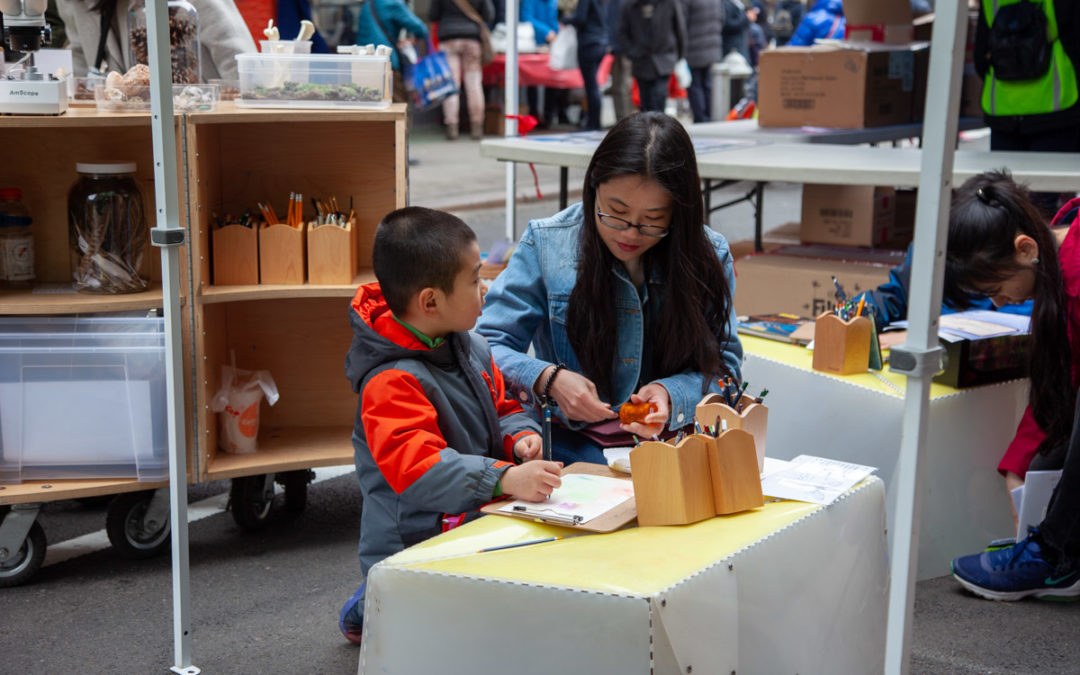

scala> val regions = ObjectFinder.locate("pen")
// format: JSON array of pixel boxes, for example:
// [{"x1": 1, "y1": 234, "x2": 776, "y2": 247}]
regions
[
  {"x1": 478, "y1": 536, "x2": 562, "y2": 553},
  {"x1": 542, "y1": 404, "x2": 552, "y2": 462},
  {"x1": 832, "y1": 275, "x2": 847, "y2": 302},
  {"x1": 732, "y1": 381, "x2": 750, "y2": 408}
]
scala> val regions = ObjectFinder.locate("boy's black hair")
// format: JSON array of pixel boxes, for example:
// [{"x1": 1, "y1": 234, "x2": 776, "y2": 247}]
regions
[{"x1": 373, "y1": 207, "x2": 477, "y2": 315}]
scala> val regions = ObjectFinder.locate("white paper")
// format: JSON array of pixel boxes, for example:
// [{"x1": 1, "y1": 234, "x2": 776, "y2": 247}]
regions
[
  {"x1": 603, "y1": 446, "x2": 633, "y2": 474},
  {"x1": 1016, "y1": 470, "x2": 1062, "y2": 540},
  {"x1": 890, "y1": 310, "x2": 1030, "y2": 341},
  {"x1": 497, "y1": 473, "x2": 634, "y2": 524},
  {"x1": 760, "y1": 454, "x2": 877, "y2": 505}
]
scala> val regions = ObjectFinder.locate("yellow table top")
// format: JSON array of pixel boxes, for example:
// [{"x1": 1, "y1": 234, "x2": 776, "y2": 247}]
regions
[
  {"x1": 384, "y1": 481, "x2": 878, "y2": 596},
  {"x1": 741, "y1": 335, "x2": 961, "y2": 400}
]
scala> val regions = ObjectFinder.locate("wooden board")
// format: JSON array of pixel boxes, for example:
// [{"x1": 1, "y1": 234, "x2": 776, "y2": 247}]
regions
[
  {"x1": 481, "y1": 462, "x2": 637, "y2": 533},
  {"x1": 0, "y1": 478, "x2": 168, "y2": 506}
]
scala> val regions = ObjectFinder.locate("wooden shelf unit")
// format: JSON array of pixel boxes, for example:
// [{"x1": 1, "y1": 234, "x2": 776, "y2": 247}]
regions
[{"x1": 187, "y1": 106, "x2": 406, "y2": 481}]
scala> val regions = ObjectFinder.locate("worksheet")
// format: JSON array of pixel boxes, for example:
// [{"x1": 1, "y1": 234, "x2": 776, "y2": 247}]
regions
[
  {"x1": 760, "y1": 455, "x2": 877, "y2": 505},
  {"x1": 498, "y1": 473, "x2": 635, "y2": 524}
]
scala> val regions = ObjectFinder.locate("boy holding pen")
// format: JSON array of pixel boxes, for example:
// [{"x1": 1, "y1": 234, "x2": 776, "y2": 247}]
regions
[{"x1": 339, "y1": 207, "x2": 563, "y2": 645}]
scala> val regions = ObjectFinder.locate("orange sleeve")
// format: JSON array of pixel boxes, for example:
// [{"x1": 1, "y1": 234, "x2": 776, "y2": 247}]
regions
[{"x1": 490, "y1": 358, "x2": 527, "y2": 417}]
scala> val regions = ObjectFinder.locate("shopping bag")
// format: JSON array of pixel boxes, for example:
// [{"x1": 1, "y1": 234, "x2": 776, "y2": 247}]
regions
[
  {"x1": 209, "y1": 361, "x2": 280, "y2": 454},
  {"x1": 411, "y1": 39, "x2": 459, "y2": 110},
  {"x1": 548, "y1": 26, "x2": 578, "y2": 71}
]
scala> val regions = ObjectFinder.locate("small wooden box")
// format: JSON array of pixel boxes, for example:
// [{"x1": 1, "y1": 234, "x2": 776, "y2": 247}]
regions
[
  {"x1": 259, "y1": 223, "x2": 307, "y2": 285},
  {"x1": 706, "y1": 429, "x2": 765, "y2": 514},
  {"x1": 812, "y1": 312, "x2": 873, "y2": 375},
  {"x1": 630, "y1": 435, "x2": 715, "y2": 527},
  {"x1": 696, "y1": 393, "x2": 768, "y2": 472},
  {"x1": 307, "y1": 218, "x2": 359, "y2": 285},
  {"x1": 212, "y1": 224, "x2": 259, "y2": 286}
]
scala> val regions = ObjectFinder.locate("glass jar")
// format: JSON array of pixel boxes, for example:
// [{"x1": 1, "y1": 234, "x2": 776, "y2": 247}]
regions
[
  {"x1": 0, "y1": 188, "x2": 35, "y2": 288},
  {"x1": 68, "y1": 162, "x2": 149, "y2": 294},
  {"x1": 128, "y1": 0, "x2": 201, "y2": 84}
]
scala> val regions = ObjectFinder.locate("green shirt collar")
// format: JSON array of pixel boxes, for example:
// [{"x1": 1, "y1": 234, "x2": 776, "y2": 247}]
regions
[{"x1": 392, "y1": 315, "x2": 445, "y2": 349}]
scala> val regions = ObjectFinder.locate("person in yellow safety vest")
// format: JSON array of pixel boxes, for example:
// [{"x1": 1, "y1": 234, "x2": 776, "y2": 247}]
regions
[{"x1": 974, "y1": 0, "x2": 1080, "y2": 213}]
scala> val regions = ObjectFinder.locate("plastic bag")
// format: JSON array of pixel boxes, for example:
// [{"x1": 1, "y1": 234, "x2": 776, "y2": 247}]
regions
[
  {"x1": 548, "y1": 26, "x2": 578, "y2": 71},
  {"x1": 209, "y1": 363, "x2": 280, "y2": 454},
  {"x1": 412, "y1": 39, "x2": 460, "y2": 110},
  {"x1": 674, "y1": 58, "x2": 692, "y2": 89}
]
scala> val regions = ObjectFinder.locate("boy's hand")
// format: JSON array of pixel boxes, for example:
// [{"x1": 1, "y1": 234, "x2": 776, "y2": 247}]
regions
[
  {"x1": 514, "y1": 433, "x2": 543, "y2": 461},
  {"x1": 620, "y1": 384, "x2": 670, "y2": 438},
  {"x1": 501, "y1": 461, "x2": 563, "y2": 502}
]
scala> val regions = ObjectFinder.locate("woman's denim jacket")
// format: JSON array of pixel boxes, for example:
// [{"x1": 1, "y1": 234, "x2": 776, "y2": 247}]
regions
[{"x1": 476, "y1": 203, "x2": 743, "y2": 431}]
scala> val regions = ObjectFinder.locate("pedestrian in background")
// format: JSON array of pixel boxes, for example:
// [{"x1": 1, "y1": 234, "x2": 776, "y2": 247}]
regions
[
  {"x1": 679, "y1": 0, "x2": 723, "y2": 122},
  {"x1": 568, "y1": 0, "x2": 611, "y2": 130},
  {"x1": 430, "y1": 0, "x2": 495, "y2": 139},
  {"x1": 770, "y1": 0, "x2": 805, "y2": 46},
  {"x1": 606, "y1": 0, "x2": 635, "y2": 120},
  {"x1": 787, "y1": 0, "x2": 843, "y2": 47},
  {"x1": 617, "y1": 0, "x2": 686, "y2": 112}
]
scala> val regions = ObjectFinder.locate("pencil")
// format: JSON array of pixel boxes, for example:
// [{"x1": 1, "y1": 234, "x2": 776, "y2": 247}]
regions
[
  {"x1": 856, "y1": 297, "x2": 866, "y2": 317},
  {"x1": 477, "y1": 536, "x2": 562, "y2": 553}
]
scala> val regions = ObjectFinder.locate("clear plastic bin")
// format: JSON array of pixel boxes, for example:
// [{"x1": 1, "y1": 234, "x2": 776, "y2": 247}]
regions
[
  {"x1": 235, "y1": 52, "x2": 392, "y2": 109},
  {"x1": 0, "y1": 319, "x2": 168, "y2": 485},
  {"x1": 94, "y1": 82, "x2": 220, "y2": 113}
]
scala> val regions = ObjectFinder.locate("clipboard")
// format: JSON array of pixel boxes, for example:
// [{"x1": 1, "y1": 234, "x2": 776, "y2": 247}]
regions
[{"x1": 480, "y1": 462, "x2": 637, "y2": 533}]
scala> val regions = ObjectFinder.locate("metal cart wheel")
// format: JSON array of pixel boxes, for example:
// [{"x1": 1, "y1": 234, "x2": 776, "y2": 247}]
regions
[
  {"x1": 230, "y1": 474, "x2": 274, "y2": 531},
  {"x1": 106, "y1": 490, "x2": 171, "y2": 560},
  {"x1": 0, "y1": 520, "x2": 46, "y2": 588},
  {"x1": 281, "y1": 469, "x2": 313, "y2": 514}
]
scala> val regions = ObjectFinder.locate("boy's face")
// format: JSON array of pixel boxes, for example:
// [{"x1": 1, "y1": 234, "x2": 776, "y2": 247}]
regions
[{"x1": 437, "y1": 241, "x2": 484, "y2": 333}]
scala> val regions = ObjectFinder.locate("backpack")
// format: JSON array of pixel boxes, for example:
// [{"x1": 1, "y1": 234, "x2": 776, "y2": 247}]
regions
[
  {"x1": 772, "y1": 6, "x2": 794, "y2": 41},
  {"x1": 988, "y1": 0, "x2": 1052, "y2": 81}
]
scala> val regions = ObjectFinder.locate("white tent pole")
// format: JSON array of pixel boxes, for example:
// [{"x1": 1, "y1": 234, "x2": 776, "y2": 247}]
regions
[
  {"x1": 884, "y1": 1, "x2": 966, "y2": 673},
  {"x1": 145, "y1": 1, "x2": 198, "y2": 673},
  {"x1": 504, "y1": 0, "x2": 519, "y2": 241}
]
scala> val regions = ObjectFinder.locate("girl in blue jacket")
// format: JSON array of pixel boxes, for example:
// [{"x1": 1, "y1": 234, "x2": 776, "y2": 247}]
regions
[{"x1": 477, "y1": 112, "x2": 743, "y2": 464}]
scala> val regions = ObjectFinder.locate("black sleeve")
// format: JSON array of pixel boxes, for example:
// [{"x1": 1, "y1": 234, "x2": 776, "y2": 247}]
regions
[
  {"x1": 1055, "y1": 0, "x2": 1080, "y2": 73},
  {"x1": 973, "y1": 3, "x2": 989, "y2": 78}
]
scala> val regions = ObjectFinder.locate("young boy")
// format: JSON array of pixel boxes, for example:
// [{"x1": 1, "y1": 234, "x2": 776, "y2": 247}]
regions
[{"x1": 339, "y1": 207, "x2": 564, "y2": 644}]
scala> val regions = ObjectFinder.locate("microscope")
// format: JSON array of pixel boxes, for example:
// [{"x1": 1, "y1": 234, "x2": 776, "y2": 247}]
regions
[{"x1": 0, "y1": 0, "x2": 68, "y2": 114}]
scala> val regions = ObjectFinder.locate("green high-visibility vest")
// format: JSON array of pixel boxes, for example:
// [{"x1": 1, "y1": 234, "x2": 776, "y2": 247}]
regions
[{"x1": 982, "y1": 0, "x2": 1079, "y2": 116}]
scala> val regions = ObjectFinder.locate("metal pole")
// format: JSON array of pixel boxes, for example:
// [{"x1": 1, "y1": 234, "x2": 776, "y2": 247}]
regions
[
  {"x1": 884, "y1": 1, "x2": 965, "y2": 673},
  {"x1": 145, "y1": 1, "x2": 198, "y2": 673},
  {"x1": 504, "y1": 0, "x2": 519, "y2": 241}
]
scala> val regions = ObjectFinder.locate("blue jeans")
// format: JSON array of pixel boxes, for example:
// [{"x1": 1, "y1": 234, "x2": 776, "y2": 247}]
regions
[
  {"x1": 578, "y1": 45, "x2": 606, "y2": 130},
  {"x1": 638, "y1": 76, "x2": 669, "y2": 113},
  {"x1": 687, "y1": 65, "x2": 713, "y2": 122},
  {"x1": 551, "y1": 425, "x2": 608, "y2": 465}
]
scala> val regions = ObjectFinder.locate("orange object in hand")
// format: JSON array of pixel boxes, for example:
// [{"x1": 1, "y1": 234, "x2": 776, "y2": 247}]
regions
[{"x1": 619, "y1": 401, "x2": 658, "y2": 424}]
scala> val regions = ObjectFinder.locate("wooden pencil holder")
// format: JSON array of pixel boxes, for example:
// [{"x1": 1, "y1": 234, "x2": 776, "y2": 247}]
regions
[
  {"x1": 630, "y1": 435, "x2": 716, "y2": 527},
  {"x1": 212, "y1": 224, "x2": 259, "y2": 286},
  {"x1": 811, "y1": 312, "x2": 873, "y2": 375},
  {"x1": 696, "y1": 393, "x2": 768, "y2": 472},
  {"x1": 307, "y1": 218, "x2": 359, "y2": 285},
  {"x1": 706, "y1": 429, "x2": 765, "y2": 515},
  {"x1": 259, "y1": 222, "x2": 307, "y2": 285}
]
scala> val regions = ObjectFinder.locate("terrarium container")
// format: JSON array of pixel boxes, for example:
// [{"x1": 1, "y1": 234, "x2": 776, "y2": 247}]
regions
[
  {"x1": 235, "y1": 52, "x2": 392, "y2": 109},
  {"x1": 68, "y1": 162, "x2": 149, "y2": 294},
  {"x1": 128, "y1": 0, "x2": 201, "y2": 84}
]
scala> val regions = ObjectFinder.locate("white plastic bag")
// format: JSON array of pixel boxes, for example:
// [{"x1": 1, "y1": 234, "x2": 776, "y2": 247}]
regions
[
  {"x1": 209, "y1": 362, "x2": 280, "y2": 454},
  {"x1": 548, "y1": 26, "x2": 578, "y2": 71},
  {"x1": 674, "y1": 58, "x2": 692, "y2": 89}
]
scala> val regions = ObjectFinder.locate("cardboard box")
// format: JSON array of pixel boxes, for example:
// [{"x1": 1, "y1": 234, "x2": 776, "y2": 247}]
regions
[
  {"x1": 800, "y1": 184, "x2": 901, "y2": 248},
  {"x1": 733, "y1": 247, "x2": 902, "y2": 316},
  {"x1": 844, "y1": 0, "x2": 913, "y2": 44},
  {"x1": 757, "y1": 43, "x2": 921, "y2": 128}
]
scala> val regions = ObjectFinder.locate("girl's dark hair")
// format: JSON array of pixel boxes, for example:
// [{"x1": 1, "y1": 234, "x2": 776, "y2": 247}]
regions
[
  {"x1": 567, "y1": 112, "x2": 734, "y2": 399},
  {"x1": 945, "y1": 169, "x2": 1072, "y2": 455}
]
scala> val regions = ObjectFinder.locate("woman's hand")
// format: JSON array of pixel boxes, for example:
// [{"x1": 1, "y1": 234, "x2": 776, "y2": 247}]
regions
[
  {"x1": 620, "y1": 384, "x2": 670, "y2": 438},
  {"x1": 536, "y1": 366, "x2": 618, "y2": 423}
]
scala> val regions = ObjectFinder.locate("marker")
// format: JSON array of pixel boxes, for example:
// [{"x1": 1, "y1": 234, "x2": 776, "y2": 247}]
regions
[
  {"x1": 756, "y1": 388, "x2": 769, "y2": 403},
  {"x1": 732, "y1": 381, "x2": 750, "y2": 408},
  {"x1": 478, "y1": 536, "x2": 562, "y2": 553}
]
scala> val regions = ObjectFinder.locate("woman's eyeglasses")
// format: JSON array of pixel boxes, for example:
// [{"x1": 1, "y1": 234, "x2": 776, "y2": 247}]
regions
[{"x1": 595, "y1": 206, "x2": 669, "y2": 238}]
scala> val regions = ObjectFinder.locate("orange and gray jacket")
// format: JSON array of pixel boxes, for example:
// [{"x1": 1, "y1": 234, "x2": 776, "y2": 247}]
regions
[{"x1": 345, "y1": 283, "x2": 539, "y2": 576}]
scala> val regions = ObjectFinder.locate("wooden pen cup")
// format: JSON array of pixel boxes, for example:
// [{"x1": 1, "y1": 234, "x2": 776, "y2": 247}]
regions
[
  {"x1": 707, "y1": 429, "x2": 765, "y2": 515},
  {"x1": 212, "y1": 223, "x2": 259, "y2": 286},
  {"x1": 630, "y1": 435, "x2": 715, "y2": 527},
  {"x1": 259, "y1": 222, "x2": 307, "y2": 285},
  {"x1": 307, "y1": 217, "x2": 359, "y2": 285},
  {"x1": 811, "y1": 312, "x2": 873, "y2": 375},
  {"x1": 696, "y1": 393, "x2": 768, "y2": 472}
]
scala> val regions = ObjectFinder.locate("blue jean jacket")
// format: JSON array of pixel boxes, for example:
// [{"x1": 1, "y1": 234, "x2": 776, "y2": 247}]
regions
[{"x1": 476, "y1": 203, "x2": 743, "y2": 431}]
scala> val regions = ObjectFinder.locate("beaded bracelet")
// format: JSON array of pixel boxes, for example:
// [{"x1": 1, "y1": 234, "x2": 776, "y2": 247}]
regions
[{"x1": 541, "y1": 364, "x2": 565, "y2": 406}]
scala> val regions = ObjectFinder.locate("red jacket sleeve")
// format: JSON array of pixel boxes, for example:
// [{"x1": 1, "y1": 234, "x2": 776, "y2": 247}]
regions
[
  {"x1": 998, "y1": 405, "x2": 1045, "y2": 478},
  {"x1": 484, "y1": 358, "x2": 540, "y2": 461}
]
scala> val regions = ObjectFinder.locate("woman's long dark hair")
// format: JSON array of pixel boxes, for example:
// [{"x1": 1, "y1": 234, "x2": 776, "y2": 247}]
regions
[
  {"x1": 566, "y1": 112, "x2": 734, "y2": 399},
  {"x1": 945, "y1": 170, "x2": 1072, "y2": 455}
]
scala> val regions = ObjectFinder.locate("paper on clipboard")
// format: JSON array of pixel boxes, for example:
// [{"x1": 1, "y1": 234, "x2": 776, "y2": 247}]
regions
[{"x1": 497, "y1": 473, "x2": 634, "y2": 524}]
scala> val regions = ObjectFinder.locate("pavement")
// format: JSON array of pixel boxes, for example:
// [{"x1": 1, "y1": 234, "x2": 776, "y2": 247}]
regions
[{"x1": 3, "y1": 122, "x2": 1080, "y2": 674}]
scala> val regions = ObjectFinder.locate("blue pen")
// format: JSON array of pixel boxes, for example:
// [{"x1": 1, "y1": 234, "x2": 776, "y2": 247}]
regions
[
  {"x1": 542, "y1": 404, "x2": 552, "y2": 461},
  {"x1": 732, "y1": 381, "x2": 750, "y2": 408},
  {"x1": 832, "y1": 275, "x2": 847, "y2": 303}
]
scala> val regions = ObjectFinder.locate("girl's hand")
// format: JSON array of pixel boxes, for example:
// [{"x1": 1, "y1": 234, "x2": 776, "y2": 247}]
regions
[
  {"x1": 543, "y1": 368, "x2": 618, "y2": 423},
  {"x1": 620, "y1": 384, "x2": 670, "y2": 438},
  {"x1": 514, "y1": 433, "x2": 543, "y2": 461}
]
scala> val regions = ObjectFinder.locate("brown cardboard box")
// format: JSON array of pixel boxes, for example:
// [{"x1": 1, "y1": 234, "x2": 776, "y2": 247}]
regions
[
  {"x1": 733, "y1": 247, "x2": 902, "y2": 316},
  {"x1": 800, "y1": 184, "x2": 901, "y2": 248},
  {"x1": 844, "y1": 0, "x2": 913, "y2": 43},
  {"x1": 757, "y1": 43, "x2": 920, "y2": 128}
]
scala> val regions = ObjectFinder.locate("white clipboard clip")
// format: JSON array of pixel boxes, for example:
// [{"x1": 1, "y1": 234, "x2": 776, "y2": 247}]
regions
[{"x1": 511, "y1": 504, "x2": 584, "y2": 526}]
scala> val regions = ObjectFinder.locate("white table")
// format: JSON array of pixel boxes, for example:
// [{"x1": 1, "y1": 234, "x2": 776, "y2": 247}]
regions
[
  {"x1": 691, "y1": 117, "x2": 985, "y2": 145},
  {"x1": 361, "y1": 475, "x2": 887, "y2": 674},
  {"x1": 739, "y1": 336, "x2": 1026, "y2": 579}
]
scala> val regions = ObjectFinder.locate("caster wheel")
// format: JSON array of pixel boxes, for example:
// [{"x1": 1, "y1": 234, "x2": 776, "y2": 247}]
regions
[
  {"x1": 282, "y1": 470, "x2": 313, "y2": 514},
  {"x1": 106, "y1": 490, "x2": 171, "y2": 560},
  {"x1": 0, "y1": 520, "x2": 46, "y2": 587},
  {"x1": 230, "y1": 475, "x2": 274, "y2": 531}
]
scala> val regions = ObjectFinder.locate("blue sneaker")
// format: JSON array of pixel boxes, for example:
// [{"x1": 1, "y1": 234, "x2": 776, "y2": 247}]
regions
[
  {"x1": 952, "y1": 531, "x2": 1080, "y2": 601},
  {"x1": 338, "y1": 582, "x2": 365, "y2": 645}
]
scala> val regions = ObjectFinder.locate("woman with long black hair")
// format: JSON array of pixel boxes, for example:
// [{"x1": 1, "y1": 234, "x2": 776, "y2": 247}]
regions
[{"x1": 476, "y1": 112, "x2": 742, "y2": 464}]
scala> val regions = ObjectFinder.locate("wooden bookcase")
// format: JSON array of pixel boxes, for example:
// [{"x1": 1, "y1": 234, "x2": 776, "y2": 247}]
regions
[{"x1": 185, "y1": 105, "x2": 406, "y2": 481}]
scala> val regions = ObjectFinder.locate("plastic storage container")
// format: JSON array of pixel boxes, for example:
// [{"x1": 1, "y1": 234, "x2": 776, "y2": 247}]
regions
[
  {"x1": 0, "y1": 316, "x2": 168, "y2": 485},
  {"x1": 93, "y1": 82, "x2": 219, "y2": 113},
  {"x1": 0, "y1": 188, "x2": 35, "y2": 288},
  {"x1": 68, "y1": 162, "x2": 149, "y2": 294},
  {"x1": 128, "y1": 0, "x2": 201, "y2": 84},
  {"x1": 235, "y1": 52, "x2": 392, "y2": 109}
]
